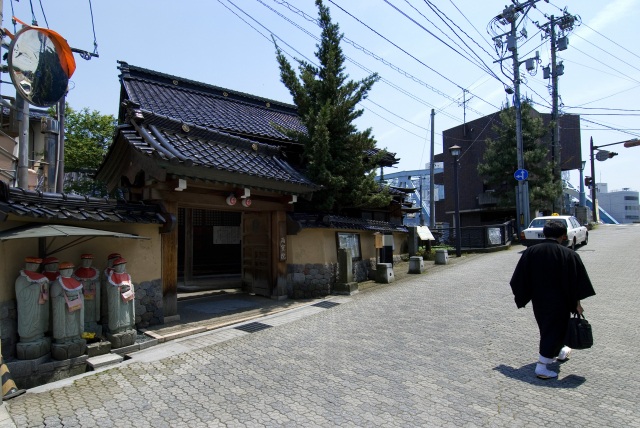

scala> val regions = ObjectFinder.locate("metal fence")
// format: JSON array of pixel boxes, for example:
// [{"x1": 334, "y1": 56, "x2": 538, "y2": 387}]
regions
[{"x1": 432, "y1": 221, "x2": 516, "y2": 249}]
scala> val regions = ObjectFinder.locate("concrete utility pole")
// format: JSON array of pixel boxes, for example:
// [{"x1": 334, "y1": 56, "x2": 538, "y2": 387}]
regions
[
  {"x1": 492, "y1": 0, "x2": 540, "y2": 231},
  {"x1": 429, "y1": 108, "x2": 435, "y2": 228},
  {"x1": 538, "y1": 11, "x2": 578, "y2": 214},
  {"x1": 550, "y1": 17, "x2": 560, "y2": 213}
]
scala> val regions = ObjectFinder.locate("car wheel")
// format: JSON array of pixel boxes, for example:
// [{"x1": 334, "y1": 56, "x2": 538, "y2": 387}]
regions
[
  {"x1": 571, "y1": 238, "x2": 576, "y2": 251},
  {"x1": 583, "y1": 233, "x2": 588, "y2": 246}
]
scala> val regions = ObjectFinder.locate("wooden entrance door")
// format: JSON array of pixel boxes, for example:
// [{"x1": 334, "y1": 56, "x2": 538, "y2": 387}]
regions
[{"x1": 242, "y1": 212, "x2": 271, "y2": 296}]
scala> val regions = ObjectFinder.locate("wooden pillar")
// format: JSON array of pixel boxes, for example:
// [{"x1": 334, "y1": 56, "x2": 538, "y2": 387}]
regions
[
  {"x1": 162, "y1": 200, "x2": 179, "y2": 320},
  {"x1": 184, "y1": 208, "x2": 193, "y2": 285},
  {"x1": 272, "y1": 210, "x2": 288, "y2": 300}
]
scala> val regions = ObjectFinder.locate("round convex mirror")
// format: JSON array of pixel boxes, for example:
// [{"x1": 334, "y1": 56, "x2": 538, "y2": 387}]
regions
[{"x1": 8, "y1": 27, "x2": 70, "y2": 107}]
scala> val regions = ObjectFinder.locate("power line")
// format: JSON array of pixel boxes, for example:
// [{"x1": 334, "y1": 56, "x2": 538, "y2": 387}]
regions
[
  {"x1": 423, "y1": 0, "x2": 500, "y2": 73},
  {"x1": 326, "y1": 0, "x2": 504, "y2": 109},
  {"x1": 270, "y1": 0, "x2": 476, "y2": 115},
  {"x1": 571, "y1": 39, "x2": 640, "y2": 84}
]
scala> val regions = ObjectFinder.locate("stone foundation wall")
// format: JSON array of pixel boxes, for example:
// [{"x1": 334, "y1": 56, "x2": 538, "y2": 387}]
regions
[
  {"x1": 286, "y1": 256, "x2": 407, "y2": 298},
  {"x1": 134, "y1": 278, "x2": 163, "y2": 329},
  {"x1": 286, "y1": 263, "x2": 336, "y2": 298},
  {"x1": 0, "y1": 300, "x2": 18, "y2": 360}
]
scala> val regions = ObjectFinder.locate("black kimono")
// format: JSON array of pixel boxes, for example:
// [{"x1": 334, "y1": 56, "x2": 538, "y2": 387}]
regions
[{"x1": 510, "y1": 239, "x2": 596, "y2": 358}]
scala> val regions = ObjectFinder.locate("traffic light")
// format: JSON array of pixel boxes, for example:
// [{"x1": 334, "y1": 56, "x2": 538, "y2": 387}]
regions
[{"x1": 584, "y1": 176, "x2": 592, "y2": 188}]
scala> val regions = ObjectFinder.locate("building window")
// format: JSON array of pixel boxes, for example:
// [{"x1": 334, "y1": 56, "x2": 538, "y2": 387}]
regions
[
  {"x1": 624, "y1": 196, "x2": 638, "y2": 201},
  {"x1": 336, "y1": 232, "x2": 361, "y2": 260}
]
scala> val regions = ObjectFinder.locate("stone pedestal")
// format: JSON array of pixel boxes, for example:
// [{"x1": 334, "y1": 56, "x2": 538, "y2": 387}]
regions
[
  {"x1": 435, "y1": 249, "x2": 449, "y2": 265},
  {"x1": 334, "y1": 281, "x2": 359, "y2": 295},
  {"x1": 105, "y1": 330, "x2": 136, "y2": 349},
  {"x1": 16, "y1": 338, "x2": 51, "y2": 361},
  {"x1": 408, "y1": 256, "x2": 425, "y2": 274},
  {"x1": 51, "y1": 338, "x2": 86, "y2": 361},
  {"x1": 376, "y1": 263, "x2": 395, "y2": 284}
]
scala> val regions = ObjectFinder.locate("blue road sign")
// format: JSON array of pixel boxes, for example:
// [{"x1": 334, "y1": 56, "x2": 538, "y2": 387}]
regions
[{"x1": 514, "y1": 169, "x2": 528, "y2": 181}]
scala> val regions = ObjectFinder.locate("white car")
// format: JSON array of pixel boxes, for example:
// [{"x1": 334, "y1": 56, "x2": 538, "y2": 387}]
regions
[{"x1": 520, "y1": 215, "x2": 588, "y2": 249}]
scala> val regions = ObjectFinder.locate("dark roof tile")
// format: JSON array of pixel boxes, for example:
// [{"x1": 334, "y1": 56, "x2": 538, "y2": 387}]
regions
[
  {"x1": 0, "y1": 182, "x2": 164, "y2": 224},
  {"x1": 119, "y1": 62, "x2": 305, "y2": 143}
]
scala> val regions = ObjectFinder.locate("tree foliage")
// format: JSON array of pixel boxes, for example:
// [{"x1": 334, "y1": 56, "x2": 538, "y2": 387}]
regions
[
  {"x1": 53, "y1": 104, "x2": 116, "y2": 196},
  {"x1": 477, "y1": 101, "x2": 561, "y2": 213},
  {"x1": 274, "y1": 0, "x2": 391, "y2": 213}
]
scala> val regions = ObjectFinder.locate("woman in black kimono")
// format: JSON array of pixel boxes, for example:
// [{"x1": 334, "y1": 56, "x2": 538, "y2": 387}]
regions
[{"x1": 510, "y1": 220, "x2": 595, "y2": 379}]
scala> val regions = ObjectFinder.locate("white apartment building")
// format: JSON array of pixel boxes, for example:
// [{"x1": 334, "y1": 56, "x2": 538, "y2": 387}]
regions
[{"x1": 596, "y1": 183, "x2": 640, "y2": 224}]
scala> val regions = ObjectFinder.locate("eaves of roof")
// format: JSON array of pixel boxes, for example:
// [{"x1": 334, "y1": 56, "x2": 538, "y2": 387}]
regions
[
  {"x1": 0, "y1": 182, "x2": 166, "y2": 224},
  {"x1": 289, "y1": 213, "x2": 408, "y2": 233},
  {"x1": 98, "y1": 112, "x2": 318, "y2": 196}
]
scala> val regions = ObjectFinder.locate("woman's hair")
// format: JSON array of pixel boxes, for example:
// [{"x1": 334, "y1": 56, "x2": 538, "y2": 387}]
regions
[{"x1": 543, "y1": 220, "x2": 567, "y2": 238}]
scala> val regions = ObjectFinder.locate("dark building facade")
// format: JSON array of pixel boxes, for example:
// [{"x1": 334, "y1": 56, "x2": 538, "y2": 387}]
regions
[{"x1": 434, "y1": 109, "x2": 581, "y2": 227}]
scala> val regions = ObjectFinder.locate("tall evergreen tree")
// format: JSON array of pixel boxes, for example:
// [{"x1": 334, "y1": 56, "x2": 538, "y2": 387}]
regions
[
  {"x1": 477, "y1": 102, "x2": 561, "y2": 214},
  {"x1": 275, "y1": 0, "x2": 390, "y2": 213}
]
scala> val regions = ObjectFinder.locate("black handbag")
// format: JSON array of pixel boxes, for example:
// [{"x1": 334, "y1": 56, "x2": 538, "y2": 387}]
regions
[{"x1": 565, "y1": 313, "x2": 593, "y2": 349}]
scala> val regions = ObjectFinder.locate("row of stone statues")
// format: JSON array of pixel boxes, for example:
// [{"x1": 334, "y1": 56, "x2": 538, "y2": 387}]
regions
[{"x1": 14, "y1": 253, "x2": 137, "y2": 361}]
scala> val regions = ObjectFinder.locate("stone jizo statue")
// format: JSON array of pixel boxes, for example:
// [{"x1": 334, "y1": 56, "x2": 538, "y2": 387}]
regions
[
  {"x1": 50, "y1": 262, "x2": 86, "y2": 360},
  {"x1": 42, "y1": 256, "x2": 60, "y2": 282},
  {"x1": 15, "y1": 257, "x2": 51, "y2": 360},
  {"x1": 74, "y1": 254, "x2": 101, "y2": 336},
  {"x1": 100, "y1": 253, "x2": 121, "y2": 330},
  {"x1": 105, "y1": 257, "x2": 136, "y2": 348}
]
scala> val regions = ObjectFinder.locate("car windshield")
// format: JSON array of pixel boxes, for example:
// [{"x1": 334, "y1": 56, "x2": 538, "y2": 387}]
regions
[{"x1": 529, "y1": 218, "x2": 567, "y2": 228}]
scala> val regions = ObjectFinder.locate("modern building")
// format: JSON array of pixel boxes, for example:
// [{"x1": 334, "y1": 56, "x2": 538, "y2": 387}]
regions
[
  {"x1": 434, "y1": 108, "x2": 583, "y2": 229},
  {"x1": 595, "y1": 184, "x2": 640, "y2": 223}
]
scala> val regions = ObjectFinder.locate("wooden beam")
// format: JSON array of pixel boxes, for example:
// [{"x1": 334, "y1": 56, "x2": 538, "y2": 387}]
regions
[{"x1": 161, "y1": 200, "x2": 179, "y2": 319}]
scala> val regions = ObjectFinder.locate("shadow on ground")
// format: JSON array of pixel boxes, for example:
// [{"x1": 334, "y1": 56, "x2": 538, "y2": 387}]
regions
[{"x1": 494, "y1": 363, "x2": 586, "y2": 388}]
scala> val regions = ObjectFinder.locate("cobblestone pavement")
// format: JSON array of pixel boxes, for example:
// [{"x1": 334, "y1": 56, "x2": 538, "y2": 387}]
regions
[{"x1": 3, "y1": 224, "x2": 640, "y2": 427}]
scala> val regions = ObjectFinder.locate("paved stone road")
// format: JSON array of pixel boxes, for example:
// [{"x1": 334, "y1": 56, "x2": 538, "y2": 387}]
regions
[{"x1": 3, "y1": 224, "x2": 640, "y2": 427}]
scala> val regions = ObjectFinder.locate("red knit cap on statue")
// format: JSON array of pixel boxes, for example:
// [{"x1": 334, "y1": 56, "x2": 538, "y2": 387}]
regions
[
  {"x1": 80, "y1": 254, "x2": 94, "y2": 259},
  {"x1": 25, "y1": 256, "x2": 43, "y2": 264},
  {"x1": 108, "y1": 253, "x2": 121, "y2": 260},
  {"x1": 58, "y1": 262, "x2": 75, "y2": 270},
  {"x1": 112, "y1": 257, "x2": 127, "y2": 266},
  {"x1": 42, "y1": 257, "x2": 59, "y2": 265}
]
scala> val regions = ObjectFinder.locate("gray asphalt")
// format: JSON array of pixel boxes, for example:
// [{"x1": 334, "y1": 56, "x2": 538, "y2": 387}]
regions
[{"x1": 2, "y1": 224, "x2": 639, "y2": 427}]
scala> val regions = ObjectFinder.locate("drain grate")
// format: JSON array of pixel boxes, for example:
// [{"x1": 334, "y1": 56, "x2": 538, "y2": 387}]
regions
[
  {"x1": 234, "y1": 322, "x2": 272, "y2": 333},
  {"x1": 312, "y1": 301, "x2": 340, "y2": 309}
]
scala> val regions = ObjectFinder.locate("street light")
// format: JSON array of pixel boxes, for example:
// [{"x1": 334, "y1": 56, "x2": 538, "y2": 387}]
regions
[
  {"x1": 449, "y1": 145, "x2": 462, "y2": 257},
  {"x1": 579, "y1": 160, "x2": 587, "y2": 207}
]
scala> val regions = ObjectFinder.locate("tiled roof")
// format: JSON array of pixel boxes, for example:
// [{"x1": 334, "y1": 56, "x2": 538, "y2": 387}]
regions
[
  {"x1": 118, "y1": 62, "x2": 305, "y2": 144},
  {"x1": 0, "y1": 182, "x2": 166, "y2": 224},
  {"x1": 111, "y1": 112, "x2": 317, "y2": 192},
  {"x1": 289, "y1": 213, "x2": 408, "y2": 233}
]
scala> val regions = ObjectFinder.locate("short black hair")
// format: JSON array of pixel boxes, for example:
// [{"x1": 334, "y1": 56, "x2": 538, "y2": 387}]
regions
[{"x1": 543, "y1": 220, "x2": 567, "y2": 238}]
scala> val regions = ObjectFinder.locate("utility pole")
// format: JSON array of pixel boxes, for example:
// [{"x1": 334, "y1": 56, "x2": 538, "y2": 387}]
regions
[
  {"x1": 538, "y1": 11, "x2": 578, "y2": 214},
  {"x1": 429, "y1": 109, "x2": 435, "y2": 228},
  {"x1": 550, "y1": 17, "x2": 560, "y2": 213},
  {"x1": 491, "y1": 0, "x2": 540, "y2": 232}
]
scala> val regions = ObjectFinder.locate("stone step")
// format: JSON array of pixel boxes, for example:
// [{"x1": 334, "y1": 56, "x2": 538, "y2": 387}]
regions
[{"x1": 86, "y1": 353, "x2": 123, "y2": 370}]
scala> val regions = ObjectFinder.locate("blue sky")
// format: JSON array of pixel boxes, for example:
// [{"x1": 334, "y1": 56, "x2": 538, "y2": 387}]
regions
[{"x1": 2, "y1": 0, "x2": 639, "y2": 193}]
